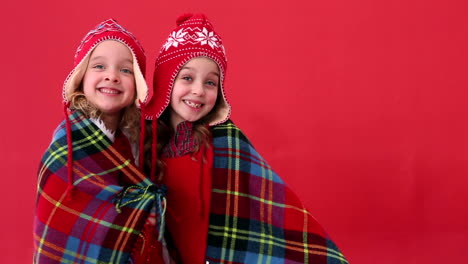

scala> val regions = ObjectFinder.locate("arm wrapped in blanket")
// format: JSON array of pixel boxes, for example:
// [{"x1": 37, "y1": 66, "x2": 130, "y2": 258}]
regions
[
  {"x1": 207, "y1": 121, "x2": 348, "y2": 264},
  {"x1": 34, "y1": 111, "x2": 165, "y2": 264}
]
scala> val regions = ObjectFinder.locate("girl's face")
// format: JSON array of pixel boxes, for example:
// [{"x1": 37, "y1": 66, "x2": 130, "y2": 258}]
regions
[
  {"x1": 169, "y1": 57, "x2": 219, "y2": 129},
  {"x1": 82, "y1": 40, "x2": 136, "y2": 118}
]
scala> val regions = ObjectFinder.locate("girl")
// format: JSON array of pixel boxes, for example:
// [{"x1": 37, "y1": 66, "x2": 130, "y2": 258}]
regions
[
  {"x1": 34, "y1": 19, "x2": 167, "y2": 263},
  {"x1": 145, "y1": 14, "x2": 348, "y2": 264}
]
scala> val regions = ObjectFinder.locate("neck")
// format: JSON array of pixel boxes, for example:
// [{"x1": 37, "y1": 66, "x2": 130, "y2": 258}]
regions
[
  {"x1": 169, "y1": 113, "x2": 184, "y2": 131},
  {"x1": 171, "y1": 119, "x2": 181, "y2": 131},
  {"x1": 100, "y1": 112, "x2": 122, "y2": 132}
]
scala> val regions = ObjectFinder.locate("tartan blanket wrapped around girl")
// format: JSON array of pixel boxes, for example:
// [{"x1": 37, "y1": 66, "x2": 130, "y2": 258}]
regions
[
  {"x1": 33, "y1": 112, "x2": 348, "y2": 264},
  {"x1": 206, "y1": 121, "x2": 348, "y2": 264},
  {"x1": 34, "y1": 111, "x2": 165, "y2": 263}
]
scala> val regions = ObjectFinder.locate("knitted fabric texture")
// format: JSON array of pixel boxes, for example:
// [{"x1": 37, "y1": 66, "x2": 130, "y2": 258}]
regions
[
  {"x1": 206, "y1": 121, "x2": 348, "y2": 263},
  {"x1": 63, "y1": 18, "x2": 149, "y2": 108},
  {"x1": 145, "y1": 13, "x2": 231, "y2": 124},
  {"x1": 34, "y1": 111, "x2": 165, "y2": 263}
]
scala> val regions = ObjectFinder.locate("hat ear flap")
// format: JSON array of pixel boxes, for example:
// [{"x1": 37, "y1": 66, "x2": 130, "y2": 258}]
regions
[
  {"x1": 133, "y1": 53, "x2": 149, "y2": 108},
  {"x1": 63, "y1": 54, "x2": 91, "y2": 102}
]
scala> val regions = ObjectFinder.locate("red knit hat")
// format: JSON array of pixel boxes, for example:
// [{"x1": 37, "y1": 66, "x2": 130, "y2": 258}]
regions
[
  {"x1": 146, "y1": 13, "x2": 231, "y2": 125},
  {"x1": 63, "y1": 18, "x2": 149, "y2": 108}
]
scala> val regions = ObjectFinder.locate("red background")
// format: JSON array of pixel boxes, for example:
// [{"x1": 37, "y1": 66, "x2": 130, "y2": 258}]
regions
[{"x1": 1, "y1": 0, "x2": 467, "y2": 263}]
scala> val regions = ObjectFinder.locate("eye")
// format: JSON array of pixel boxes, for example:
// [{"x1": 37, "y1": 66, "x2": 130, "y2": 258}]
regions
[
  {"x1": 206, "y1": 80, "x2": 218, "y2": 87},
  {"x1": 181, "y1": 76, "x2": 193, "y2": 81},
  {"x1": 121, "y1": 68, "x2": 133, "y2": 74},
  {"x1": 93, "y1": 64, "x2": 104, "y2": 69}
]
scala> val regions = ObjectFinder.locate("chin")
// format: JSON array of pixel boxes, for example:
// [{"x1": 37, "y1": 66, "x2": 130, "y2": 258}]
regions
[{"x1": 100, "y1": 108, "x2": 125, "y2": 115}]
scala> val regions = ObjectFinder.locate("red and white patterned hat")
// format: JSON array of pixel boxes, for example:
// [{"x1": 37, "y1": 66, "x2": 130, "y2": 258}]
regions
[
  {"x1": 146, "y1": 13, "x2": 231, "y2": 125},
  {"x1": 63, "y1": 18, "x2": 149, "y2": 108}
]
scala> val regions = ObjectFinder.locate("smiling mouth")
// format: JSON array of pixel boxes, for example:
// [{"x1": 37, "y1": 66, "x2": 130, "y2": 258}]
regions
[
  {"x1": 98, "y1": 88, "x2": 121, "y2": 94},
  {"x1": 183, "y1": 100, "x2": 202, "y2": 108}
]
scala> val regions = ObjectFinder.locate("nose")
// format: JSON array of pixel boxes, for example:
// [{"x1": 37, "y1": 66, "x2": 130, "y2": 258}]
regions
[
  {"x1": 105, "y1": 69, "x2": 120, "y2": 83},
  {"x1": 191, "y1": 82, "x2": 205, "y2": 96}
]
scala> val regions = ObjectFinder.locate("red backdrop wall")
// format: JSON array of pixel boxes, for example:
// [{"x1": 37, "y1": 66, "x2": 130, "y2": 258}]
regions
[{"x1": 1, "y1": 0, "x2": 467, "y2": 263}]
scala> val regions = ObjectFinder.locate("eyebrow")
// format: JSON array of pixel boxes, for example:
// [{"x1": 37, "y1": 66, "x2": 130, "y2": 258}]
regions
[{"x1": 181, "y1": 66, "x2": 220, "y2": 77}]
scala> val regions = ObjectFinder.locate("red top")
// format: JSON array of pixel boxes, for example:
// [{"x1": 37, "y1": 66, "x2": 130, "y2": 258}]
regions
[{"x1": 162, "y1": 122, "x2": 213, "y2": 263}]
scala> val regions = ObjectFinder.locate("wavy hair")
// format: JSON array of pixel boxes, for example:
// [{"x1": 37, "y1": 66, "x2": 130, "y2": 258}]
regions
[{"x1": 67, "y1": 89, "x2": 141, "y2": 145}]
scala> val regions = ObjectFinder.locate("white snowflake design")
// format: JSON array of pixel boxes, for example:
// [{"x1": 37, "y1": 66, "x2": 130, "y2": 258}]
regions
[
  {"x1": 163, "y1": 28, "x2": 188, "y2": 51},
  {"x1": 194, "y1": 27, "x2": 219, "y2": 49}
]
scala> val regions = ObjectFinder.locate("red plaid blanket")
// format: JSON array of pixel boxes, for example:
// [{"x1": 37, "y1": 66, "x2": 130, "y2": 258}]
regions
[
  {"x1": 206, "y1": 121, "x2": 348, "y2": 263},
  {"x1": 34, "y1": 111, "x2": 164, "y2": 263}
]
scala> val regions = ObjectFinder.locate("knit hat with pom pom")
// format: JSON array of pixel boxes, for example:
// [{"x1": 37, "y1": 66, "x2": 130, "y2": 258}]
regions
[
  {"x1": 63, "y1": 18, "x2": 149, "y2": 108},
  {"x1": 146, "y1": 13, "x2": 230, "y2": 125}
]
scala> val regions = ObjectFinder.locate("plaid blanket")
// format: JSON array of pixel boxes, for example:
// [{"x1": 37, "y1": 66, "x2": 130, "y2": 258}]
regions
[
  {"x1": 206, "y1": 121, "x2": 348, "y2": 264},
  {"x1": 34, "y1": 111, "x2": 164, "y2": 264}
]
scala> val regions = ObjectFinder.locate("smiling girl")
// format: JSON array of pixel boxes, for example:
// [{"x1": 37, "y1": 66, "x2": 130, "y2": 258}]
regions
[
  {"x1": 34, "y1": 19, "x2": 167, "y2": 263},
  {"x1": 144, "y1": 14, "x2": 348, "y2": 264}
]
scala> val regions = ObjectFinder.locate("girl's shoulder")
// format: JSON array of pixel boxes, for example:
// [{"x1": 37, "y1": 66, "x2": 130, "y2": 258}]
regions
[
  {"x1": 212, "y1": 119, "x2": 240, "y2": 136},
  {"x1": 50, "y1": 111, "x2": 112, "y2": 146},
  {"x1": 211, "y1": 120, "x2": 253, "y2": 147}
]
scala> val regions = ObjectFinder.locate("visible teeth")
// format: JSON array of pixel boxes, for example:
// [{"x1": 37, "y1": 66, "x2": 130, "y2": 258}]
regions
[
  {"x1": 184, "y1": 100, "x2": 202, "y2": 108},
  {"x1": 99, "y1": 88, "x2": 120, "y2": 94}
]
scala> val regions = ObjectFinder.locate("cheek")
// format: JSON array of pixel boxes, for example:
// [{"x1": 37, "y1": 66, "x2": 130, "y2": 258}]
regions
[
  {"x1": 82, "y1": 80, "x2": 93, "y2": 96},
  {"x1": 171, "y1": 83, "x2": 185, "y2": 98},
  {"x1": 169, "y1": 89, "x2": 178, "y2": 104},
  {"x1": 82, "y1": 73, "x2": 97, "y2": 93},
  {"x1": 128, "y1": 82, "x2": 136, "y2": 94},
  {"x1": 169, "y1": 90, "x2": 180, "y2": 109},
  {"x1": 207, "y1": 90, "x2": 218, "y2": 105},
  {"x1": 170, "y1": 84, "x2": 189, "y2": 104},
  {"x1": 124, "y1": 76, "x2": 136, "y2": 89}
]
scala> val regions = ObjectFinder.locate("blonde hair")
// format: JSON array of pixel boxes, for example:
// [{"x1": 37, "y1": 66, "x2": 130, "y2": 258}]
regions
[{"x1": 68, "y1": 89, "x2": 141, "y2": 145}]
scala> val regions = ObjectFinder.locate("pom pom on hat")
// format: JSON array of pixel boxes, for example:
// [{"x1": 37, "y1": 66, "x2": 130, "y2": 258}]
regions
[
  {"x1": 176, "y1": 13, "x2": 194, "y2": 26},
  {"x1": 145, "y1": 13, "x2": 231, "y2": 125}
]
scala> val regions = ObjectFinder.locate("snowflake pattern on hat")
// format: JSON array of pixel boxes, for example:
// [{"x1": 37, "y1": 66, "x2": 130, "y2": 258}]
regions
[
  {"x1": 163, "y1": 26, "x2": 224, "y2": 52},
  {"x1": 195, "y1": 27, "x2": 219, "y2": 48},
  {"x1": 163, "y1": 28, "x2": 188, "y2": 50},
  {"x1": 147, "y1": 14, "x2": 230, "y2": 124}
]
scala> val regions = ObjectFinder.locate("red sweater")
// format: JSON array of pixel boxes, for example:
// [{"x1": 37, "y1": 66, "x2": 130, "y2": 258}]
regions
[{"x1": 162, "y1": 122, "x2": 212, "y2": 264}]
